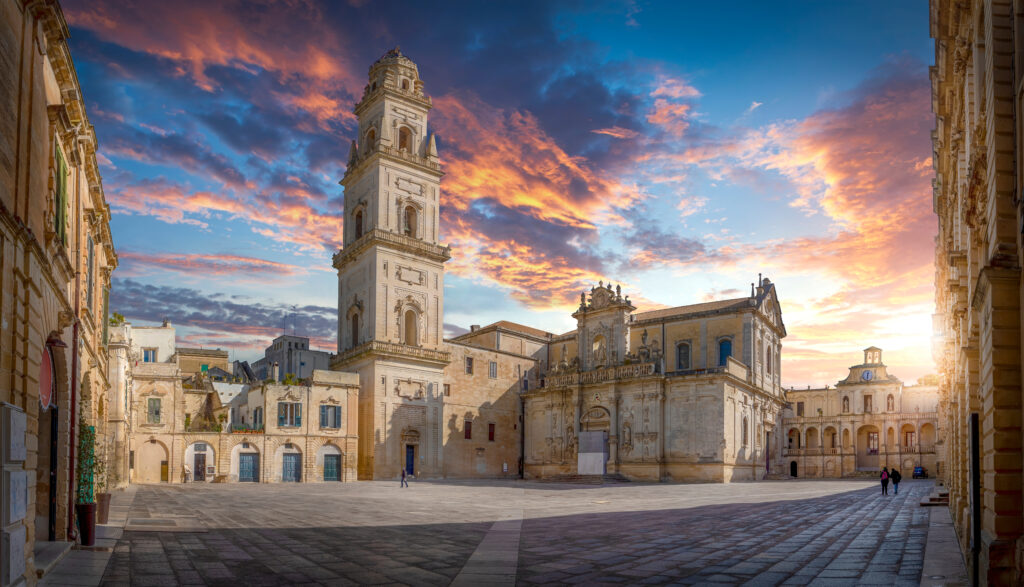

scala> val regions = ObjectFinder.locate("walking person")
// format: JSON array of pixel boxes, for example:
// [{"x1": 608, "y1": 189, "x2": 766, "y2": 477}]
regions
[
  {"x1": 880, "y1": 467, "x2": 889, "y2": 495},
  {"x1": 401, "y1": 468, "x2": 409, "y2": 488},
  {"x1": 891, "y1": 468, "x2": 901, "y2": 495}
]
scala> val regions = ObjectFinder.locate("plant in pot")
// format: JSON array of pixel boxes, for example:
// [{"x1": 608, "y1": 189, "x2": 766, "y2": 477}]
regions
[
  {"x1": 95, "y1": 438, "x2": 111, "y2": 525},
  {"x1": 75, "y1": 420, "x2": 98, "y2": 546}
]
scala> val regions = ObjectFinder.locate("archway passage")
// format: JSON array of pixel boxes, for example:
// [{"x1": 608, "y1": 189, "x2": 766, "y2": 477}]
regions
[
  {"x1": 137, "y1": 440, "x2": 169, "y2": 483},
  {"x1": 579, "y1": 407, "x2": 610, "y2": 475}
]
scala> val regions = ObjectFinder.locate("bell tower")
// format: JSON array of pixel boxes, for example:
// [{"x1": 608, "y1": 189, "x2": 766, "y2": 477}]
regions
[{"x1": 332, "y1": 48, "x2": 451, "y2": 480}]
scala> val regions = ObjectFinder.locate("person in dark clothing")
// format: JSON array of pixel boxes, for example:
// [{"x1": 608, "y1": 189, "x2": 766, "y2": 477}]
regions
[
  {"x1": 890, "y1": 468, "x2": 901, "y2": 495},
  {"x1": 880, "y1": 467, "x2": 890, "y2": 495},
  {"x1": 401, "y1": 468, "x2": 409, "y2": 488}
]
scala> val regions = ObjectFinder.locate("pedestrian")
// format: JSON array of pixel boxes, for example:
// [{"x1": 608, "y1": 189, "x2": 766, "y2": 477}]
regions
[
  {"x1": 880, "y1": 467, "x2": 889, "y2": 495},
  {"x1": 891, "y1": 468, "x2": 901, "y2": 495},
  {"x1": 401, "y1": 468, "x2": 409, "y2": 488}
]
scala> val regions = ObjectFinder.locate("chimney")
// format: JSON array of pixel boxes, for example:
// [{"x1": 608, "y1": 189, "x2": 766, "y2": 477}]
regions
[
  {"x1": 470, "y1": 325, "x2": 480, "y2": 332},
  {"x1": 272, "y1": 362, "x2": 280, "y2": 382},
  {"x1": 756, "y1": 273, "x2": 764, "y2": 296}
]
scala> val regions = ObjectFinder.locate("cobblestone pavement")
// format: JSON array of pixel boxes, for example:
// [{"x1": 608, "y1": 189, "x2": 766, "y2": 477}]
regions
[{"x1": 98, "y1": 478, "x2": 937, "y2": 586}]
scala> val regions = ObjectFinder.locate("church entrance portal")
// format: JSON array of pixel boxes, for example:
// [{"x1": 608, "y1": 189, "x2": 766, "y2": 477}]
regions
[{"x1": 578, "y1": 406, "x2": 610, "y2": 475}]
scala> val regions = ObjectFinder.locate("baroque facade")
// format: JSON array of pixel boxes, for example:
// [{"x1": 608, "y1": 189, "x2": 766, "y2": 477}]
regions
[
  {"x1": 782, "y1": 348, "x2": 939, "y2": 478},
  {"x1": 1, "y1": 2, "x2": 117, "y2": 585},
  {"x1": 930, "y1": 0, "x2": 1024, "y2": 583}
]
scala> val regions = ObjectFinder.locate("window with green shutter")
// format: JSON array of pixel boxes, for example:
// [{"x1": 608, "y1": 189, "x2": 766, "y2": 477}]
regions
[
  {"x1": 320, "y1": 405, "x2": 341, "y2": 429},
  {"x1": 147, "y1": 398, "x2": 161, "y2": 423}
]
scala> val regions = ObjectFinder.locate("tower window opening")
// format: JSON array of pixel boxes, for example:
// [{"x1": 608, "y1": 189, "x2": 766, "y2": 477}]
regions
[
  {"x1": 403, "y1": 206, "x2": 417, "y2": 238},
  {"x1": 398, "y1": 127, "x2": 412, "y2": 152},
  {"x1": 350, "y1": 314, "x2": 359, "y2": 349},
  {"x1": 404, "y1": 309, "x2": 418, "y2": 346},
  {"x1": 365, "y1": 128, "x2": 376, "y2": 153},
  {"x1": 354, "y1": 210, "x2": 364, "y2": 239},
  {"x1": 402, "y1": 79, "x2": 409, "y2": 90}
]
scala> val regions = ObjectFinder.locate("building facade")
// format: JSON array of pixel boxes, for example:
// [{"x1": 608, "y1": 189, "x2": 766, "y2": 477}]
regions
[
  {"x1": 119, "y1": 322, "x2": 359, "y2": 484},
  {"x1": 1, "y1": 2, "x2": 117, "y2": 584},
  {"x1": 930, "y1": 0, "x2": 1024, "y2": 583},
  {"x1": 782, "y1": 348, "x2": 939, "y2": 478},
  {"x1": 251, "y1": 334, "x2": 333, "y2": 383}
]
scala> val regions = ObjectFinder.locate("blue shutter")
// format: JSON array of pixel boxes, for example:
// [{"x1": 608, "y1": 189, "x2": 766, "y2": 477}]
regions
[
  {"x1": 278, "y1": 403, "x2": 285, "y2": 426},
  {"x1": 334, "y1": 407, "x2": 341, "y2": 429},
  {"x1": 320, "y1": 405, "x2": 327, "y2": 427},
  {"x1": 296, "y1": 404, "x2": 301, "y2": 427}
]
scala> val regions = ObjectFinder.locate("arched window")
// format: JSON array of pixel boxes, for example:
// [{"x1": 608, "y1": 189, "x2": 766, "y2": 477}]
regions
[
  {"x1": 404, "y1": 309, "x2": 418, "y2": 346},
  {"x1": 403, "y1": 206, "x2": 417, "y2": 238},
  {"x1": 398, "y1": 127, "x2": 412, "y2": 151},
  {"x1": 742, "y1": 417, "x2": 748, "y2": 446},
  {"x1": 842, "y1": 396, "x2": 850, "y2": 413},
  {"x1": 401, "y1": 79, "x2": 409, "y2": 90},
  {"x1": 350, "y1": 314, "x2": 359, "y2": 348},
  {"x1": 766, "y1": 347, "x2": 772, "y2": 374},
  {"x1": 354, "y1": 210, "x2": 364, "y2": 239},
  {"x1": 676, "y1": 342, "x2": 691, "y2": 370},
  {"x1": 365, "y1": 128, "x2": 376, "y2": 153},
  {"x1": 718, "y1": 339, "x2": 732, "y2": 366}
]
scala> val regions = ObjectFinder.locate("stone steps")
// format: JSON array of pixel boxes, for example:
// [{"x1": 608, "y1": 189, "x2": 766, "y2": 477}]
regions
[
  {"x1": 34, "y1": 541, "x2": 73, "y2": 579},
  {"x1": 920, "y1": 490, "x2": 950, "y2": 507},
  {"x1": 537, "y1": 474, "x2": 631, "y2": 485}
]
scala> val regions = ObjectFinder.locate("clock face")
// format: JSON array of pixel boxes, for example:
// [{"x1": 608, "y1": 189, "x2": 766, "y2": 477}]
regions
[{"x1": 861, "y1": 370, "x2": 873, "y2": 381}]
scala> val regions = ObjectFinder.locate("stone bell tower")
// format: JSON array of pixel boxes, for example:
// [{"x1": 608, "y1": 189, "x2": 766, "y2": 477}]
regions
[{"x1": 332, "y1": 48, "x2": 451, "y2": 480}]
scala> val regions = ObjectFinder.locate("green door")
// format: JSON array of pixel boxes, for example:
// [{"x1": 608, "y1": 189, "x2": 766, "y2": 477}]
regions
[{"x1": 324, "y1": 454, "x2": 341, "y2": 481}]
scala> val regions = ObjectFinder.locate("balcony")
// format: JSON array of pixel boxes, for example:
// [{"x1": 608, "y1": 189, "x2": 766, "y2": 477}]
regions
[
  {"x1": 333, "y1": 228, "x2": 451, "y2": 269},
  {"x1": 332, "y1": 340, "x2": 451, "y2": 368}
]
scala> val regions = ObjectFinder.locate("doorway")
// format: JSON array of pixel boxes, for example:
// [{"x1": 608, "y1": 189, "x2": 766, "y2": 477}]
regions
[
  {"x1": 282, "y1": 453, "x2": 302, "y2": 482},
  {"x1": 790, "y1": 461, "x2": 798, "y2": 477},
  {"x1": 324, "y1": 455, "x2": 341, "y2": 481},
  {"x1": 405, "y1": 445, "x2": 415, "y2": 476},
  {"x1": 194, "y1": 452, "x2": 206, "y2": 482},
  {"x1": 239, "y1": 453, "x2": 259, "y2": 482}
]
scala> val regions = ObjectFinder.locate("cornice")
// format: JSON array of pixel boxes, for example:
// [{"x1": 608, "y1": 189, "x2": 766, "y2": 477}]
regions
[{"x1": 333, "y1": 228, "x2": 451, "y2": 270}]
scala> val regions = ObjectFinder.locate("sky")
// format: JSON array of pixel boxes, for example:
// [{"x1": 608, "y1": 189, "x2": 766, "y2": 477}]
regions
[{"x1": 63, "y1": 0, "x2": 937, "y2": 387}]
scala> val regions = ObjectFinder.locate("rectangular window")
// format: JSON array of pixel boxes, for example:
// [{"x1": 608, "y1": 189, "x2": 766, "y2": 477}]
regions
[
  {"x1": 143, "y1": 348, "x2": 157, "y2": 363},
  {"x1": 465, "y1": 357, "x2": 474, "y2": 375},
  {"x1": 320, "y1": 405, "x2": 342, "y2": 429},
  {"x1": 86, "y1": 236, "x2": 95, "y2": 311},
  {"x1": 867, "y1": 432, "x2": 879, "y2": 455},
  {"x1": 147, "y1": 398, "x2": 161, "y2": 424},
  {"x1": 905, "y1": 431, "x2": 916, "y2": 447},
  {"x1": 278, "y1": 402, "x2": 302, "y2": 427},
  {"x1": 102, "y1": 288, "x2": 110, "y2": 346},
  {"x1": 55, "y1": 144, "x2": 68, "y2": 245},
  {"x1": 796, "y1": 402, "x2": 804, "y2": 417},
  {"x1": 129, "y1": 450, "x2": 134, "y2": 469},
  {"x1": 864, "y1": 395, "x2": 873, "y2": 413},
  {"x1": 489, "y1": 361, "x2": 497, "y2": 378},
  {"x1": 464, "y1": 420, "x2": 472, "y2": 439},
  {"x1": 488, "y1": 423, "x2": 495, "y2": 442},
  {"x1": 443, "y1": 384, "x2": 450, "y2": 397}
]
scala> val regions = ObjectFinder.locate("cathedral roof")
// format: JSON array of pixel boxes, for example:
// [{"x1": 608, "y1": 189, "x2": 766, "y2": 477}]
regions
[{"x1": 633, "y1": 297, "x2": 752, "y2": 321}]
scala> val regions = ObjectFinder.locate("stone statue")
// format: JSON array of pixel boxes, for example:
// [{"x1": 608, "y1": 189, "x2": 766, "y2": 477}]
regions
[
  {"x1": 580, "y1": 291, "x2": 586, "y2": 307},
  {"x1": 641, "y1": 329, "x2": 648, "y2": 346}
]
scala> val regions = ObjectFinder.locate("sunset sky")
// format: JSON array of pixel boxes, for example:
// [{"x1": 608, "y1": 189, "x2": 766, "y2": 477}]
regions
[{"x1": 64, "y1": 0, "x2": 937, "y2": 387}]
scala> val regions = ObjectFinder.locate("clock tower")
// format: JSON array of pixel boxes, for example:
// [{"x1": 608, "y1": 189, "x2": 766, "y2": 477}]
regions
[{"x1": 332, "y1": 48, "x2": 451, "y2": 480}]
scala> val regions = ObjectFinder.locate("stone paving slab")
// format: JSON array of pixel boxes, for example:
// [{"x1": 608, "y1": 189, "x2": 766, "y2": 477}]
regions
[{"x1": 75, "y1": 478, "x2": 953, "y2": 585}]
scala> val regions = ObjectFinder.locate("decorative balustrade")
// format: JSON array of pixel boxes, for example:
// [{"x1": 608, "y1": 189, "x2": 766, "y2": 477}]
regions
[
  {"x1": 333, "y1": 228, "x2": 451, "y2": 268},
  {"x1": 333, "y1": 340, "x2": 451, "y2": 367},
  {"x1": 783, "y1": 448, "x2": 804, "y2": 456}
]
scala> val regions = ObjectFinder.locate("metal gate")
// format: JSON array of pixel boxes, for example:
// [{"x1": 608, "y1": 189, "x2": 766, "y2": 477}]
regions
[
  {"x1": 283, "y1": 453, "x2": 302, "y2": 482},
  {"x1": 239, "y1": 453, "x2": 259, "y2": 482},
  {"x1": 323, "y1": 454, "x2": 341, "y2": 481},
  {"x1": 194, "y1": 453, "x2": 206, "y2": 481}
]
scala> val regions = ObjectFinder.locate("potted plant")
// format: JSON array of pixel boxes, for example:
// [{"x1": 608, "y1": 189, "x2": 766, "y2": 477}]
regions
[
  {"x1": 75, "y1": 420, "x2": 97, "y2": 546},
  {"x1": 95, "y1": 439, "x2": 110, "y2": 525}
]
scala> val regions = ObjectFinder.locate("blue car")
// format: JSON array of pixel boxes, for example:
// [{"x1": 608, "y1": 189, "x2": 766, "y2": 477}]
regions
[{"x1": 913, "y1": 466, "x2": 928, "y2": 479}]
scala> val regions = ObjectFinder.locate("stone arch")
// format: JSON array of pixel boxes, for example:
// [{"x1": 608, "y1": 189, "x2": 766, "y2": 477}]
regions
[
  {"x1": 805, "y1": 427, "x2": 820, "y2": 449},
  {"x1": 314, "y1": 442, "x2": 344, "y2": 482},
  {"x1": 900, "y1": 422, "x2": 916, "y2": 447},
  {"x1": 184, "y1": 440, "x2": 216, "y2": 482},
  {"x1": 345, "y1": 296, "x2": 364, "y2": 349},
  {"x1": 401, "y1": 78, "x2": 410, "y2": 90},
  {"x1": 364, "y1": 127, "x2": 377, "y2": 153},
  {"x1": 919, "y1": 422, "x2": 936, "y2": 446},
  {"x1": 823, "y1": 426, "x2": 838, "y2": 449},
  {"x1": 675, "y1": 341, "x2": 691, "y2": 370},
  {"x1": 273, "y1": 440, "x2": 303, "y2": 483},
  {"x1": 886, "y1": 426, "x2": 896, "y2": 448},
  {"x1": 403, "y1": 204, "x2": 418, "y2": 238},
  {"x1": 137, "y1": 438, "x2": 169, "y2": 484},
  {"x1": 404, "y1": 309, "x2": 419, "y2": 347},
  {"x1": 787, "y1": 427, "x2": 800, "y2": 449},
  {"x1": 353, "y1": 208, "x2": 365, "y2": 240},
  {"x1": 230, "y1": 440, "x2": 261, "y2": 483},
  {"x1": 398, "y1": 125, "x2": 413, "y2": 151},
  {"x1": 580, "y1": 406, "x2": 611, "y2": 432}
]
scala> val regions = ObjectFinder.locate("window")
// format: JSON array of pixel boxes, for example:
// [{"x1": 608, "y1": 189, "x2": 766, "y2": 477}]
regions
[
  {"x1": 766, "y1": 347, "x2": 772, "y2": 374},
  {"x1": 398, "y1": 126, "x2": 412, "y2": 151},
  {"x1": 718, "y1": 339, "x2": 732, "y2": 366},
  {"x1": 465, "y1": 357, "x2": 474, "y2": 375},
  {"x1": 147, "y1": 398, "x2": 161, "y2": 423},
  {"x1": 464, "y1": 420, "x2": 472, "y2": 439},
  {"x1": 354, "y1": 210, "x2": 364, "y2": 239},
  {"x1": 443, "y1": 384, "x2": 450, "y2": 397},
  {"x1": 404, "y1": 310, "x2": 418, "y2": 346},
  {"x1": 676, "y1": 342, "x2": 691, "y2": 370},
  {"x1": 488, "y1": 423, "x2": 495, "y2": 442},
  {"x1": 742, "y1": 417, "x2": 748, "y2": 446},
  {"x1": 403, "y1": 206, "x2": 417, "y2": 238},
  {"x1": 867, "y1": 432, "x2": 879, "y2": 455},
  {"x1": 842, "y1": 396, "x2": 850, "y2": 413},
  {"x1": 351, "y1": 314, "x2": 359, "y2": 348},
  {"x1": 796, "y1": 402, "x2": 804, "y2": 417},
  {"x1": 253, "y1": 408, "x2": 263, "y2": 429},
  {"x1": 365, "y1": 128, "x2": 376, "y2": 152},
  {"x1": 320, "y1": 405, "x2": 342, "y2": 429},
  {"x1": 143, "y1": 348, "x2": 157, "y2": 363},
  {"x1": 278, "y1": 402, "x2": 302, "y2": 427},
  {"x1": 54, "y1": 144, "x2": 68, "y2": 245},
  {"x1": 489, "y1": 361, "x2": 497, "y2": 378},
  {"x1": 201, "y1": 364, "x2": 208, "y2": 373},
  {"x1": 86, "y1": 236, "x2": 95, "y2": 310},
  {"x1": 863, "y1": 395, "x2": 873, "y2": 413},
  {"x1": 905, "y1": 431, "x2": 916, "y2": 447},
  {"x1": 102, "y1": 287, "x2": 110, "y2": 346},
  {"x1": 401, "y1": 79, "x2": 410, "y2": 90},
  {"x1": 129, "y1": 450, "x2": 135, "y2": 469}
]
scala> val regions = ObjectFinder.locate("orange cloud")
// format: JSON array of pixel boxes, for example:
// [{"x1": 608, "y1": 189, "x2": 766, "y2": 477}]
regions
[
  {"x1": 117, "y1": 251, "x2": 315, "y2": 278},
  {"x1": 592, "y1": 126, "x2": 641, "y2": 139}
]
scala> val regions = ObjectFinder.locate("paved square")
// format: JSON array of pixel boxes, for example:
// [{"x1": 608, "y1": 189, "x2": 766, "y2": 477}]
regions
[{"x1": 98, "y1": 479, "x2": 937, "y2": 586}]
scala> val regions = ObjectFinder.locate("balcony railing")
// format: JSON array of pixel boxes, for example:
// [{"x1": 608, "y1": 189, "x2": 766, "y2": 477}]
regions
[
  {"x1": 333, "y1": 340, "x2": 451, "y2": 368},
  {"x1": 333, "y1": 228, "x2": 451, "y2": 269}
]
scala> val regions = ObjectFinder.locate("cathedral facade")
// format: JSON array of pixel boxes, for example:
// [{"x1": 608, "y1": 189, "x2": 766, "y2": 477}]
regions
[{"x1": 331, "y1": 49, "x2": 788, "y2": 482}]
